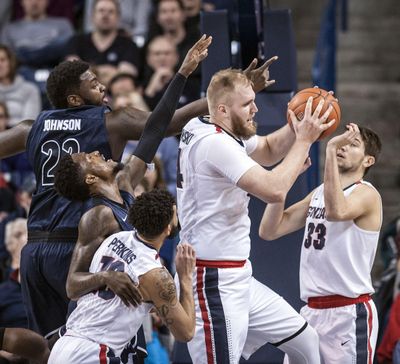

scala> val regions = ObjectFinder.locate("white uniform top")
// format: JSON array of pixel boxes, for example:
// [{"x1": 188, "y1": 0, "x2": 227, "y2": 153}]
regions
[
  {"x1": 177, "y1": 117, "x2": 258, "y2": 260},
  {"x1": 300, "y1": 181, "x2": 381, "y2": 301},
  {"x1": 66, "y1": 231, "x2": 162, "y2": 356}
]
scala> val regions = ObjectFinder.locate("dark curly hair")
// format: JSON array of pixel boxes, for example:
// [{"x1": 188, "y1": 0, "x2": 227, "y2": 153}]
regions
[
  {"x1": 46, "y1": 60, "x2": 90, "y2": 109},
  {"x1": 128, "y1": 189, "x2": 175, "y2": 239},
  {"x1": 54, "y1": 154, "x2": 90, "y2": 201}
]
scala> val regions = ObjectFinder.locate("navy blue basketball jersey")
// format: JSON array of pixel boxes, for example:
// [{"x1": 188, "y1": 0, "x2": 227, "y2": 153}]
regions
[
  {"x1": 26, "y1": 106, "x2": 114, "y2": 240},
  {"x1": 88, "y1": 190, "x2": 135, "y2": 231}
]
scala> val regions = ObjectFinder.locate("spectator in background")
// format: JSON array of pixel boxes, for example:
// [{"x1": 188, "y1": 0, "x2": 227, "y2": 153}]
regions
[
  {"x1": 0, "y1": 102, "x2": 33, "y2": 187},
  {"x1": 1, "y1": 0, "x2": 73, "y2": 68},
  {"x1": 0, "y1": 1, "x2": 12, "y2": 32},
  {"x1": 147, "y1": 0, "x2": 201, "y2": 102},
  {"x1": 66, "y1": 0, "x2": 141, "y2": 86},
  {"x1": 83, "y1": 0, "x2": 153, "y2": 47},
  {"x1": 11, "y1": 0, "x2": 76, "y2": 25},
  {"x1": 0, "y1": 47, "x2": 41, "y2": 127},
  {"x1": 182, "y1": 0, "x2": 201, "y2": 33},
  {"x1": 0, "y1": 218, "x2": 28, "y2": 329}
]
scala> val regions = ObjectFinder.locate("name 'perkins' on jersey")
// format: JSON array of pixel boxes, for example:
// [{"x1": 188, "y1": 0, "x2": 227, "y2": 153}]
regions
[
  {"x1": 66, "y1": 231, "x2": 162, "y2": 356},
  {"x1": 26, "y1": 106, "x2": 113, "y2": 237},
  {"x1": 300, "y1": 181, "x2": 381, "y2": 301}
]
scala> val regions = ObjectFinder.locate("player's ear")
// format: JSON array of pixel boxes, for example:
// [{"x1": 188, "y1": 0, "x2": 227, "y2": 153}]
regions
[
  {"x1": 363, "y1": 155, "x2": 375, "y2": 169},
  {"x1": 67, "y1": 94, "x2": 84, "y2": 107},
  {"x1": 217, "y1": 103, "x2": 227, "y2": 115},
  {"x1": 85, "y1": 174, "x2": 97, "y2": 186}
]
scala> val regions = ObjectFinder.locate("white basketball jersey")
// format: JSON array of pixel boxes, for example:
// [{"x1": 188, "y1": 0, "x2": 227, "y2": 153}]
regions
[
  {"x1": 66, "y1": 231, "x2": 162, "y2": 356},
  {"x1": 177, "y1": 117, "x2": 258, "y2": 260},
  {"x1": 300, "y1": 181, "x2": 381, "y2": 301}
]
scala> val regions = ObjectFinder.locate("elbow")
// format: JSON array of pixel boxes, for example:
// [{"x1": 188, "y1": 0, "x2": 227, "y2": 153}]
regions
[
  {"x1": 265, "y1": 190, "x2": 286, "y2": 204},
  {"x1": 66, "y1": 282, "x2": 79, "y2": 301},
  {"x1": 258, "y1": 227, "x2": 279, "y2": 241},
  {"x1": 177, "y1": 328, "x2": 195, "y2": 343}
]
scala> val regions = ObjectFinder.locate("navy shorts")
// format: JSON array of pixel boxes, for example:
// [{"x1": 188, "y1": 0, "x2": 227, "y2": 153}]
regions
[{"x1": 20, "y1": 241, "x2": 75, "y2": 336}]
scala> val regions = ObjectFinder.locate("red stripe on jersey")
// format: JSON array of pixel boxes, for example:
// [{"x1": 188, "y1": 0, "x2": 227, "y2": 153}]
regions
[
  {"x1": 196, "y1": 267, "x2": 214, "y2": 364},
  {"x1": 365, "y1": 301, "x2": 374, "y2": 364},
  {"x1": 215, "y1": 126, "x2": 222, "y2": 133},
  {"x1": 99, "y1": 344, "x2": 107, "y2": 364}
]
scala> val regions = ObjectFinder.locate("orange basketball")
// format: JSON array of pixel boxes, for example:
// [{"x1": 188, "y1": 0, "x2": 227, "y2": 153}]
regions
[{"x1": 287, "y1": 87, "x2": 341, "y2": 140}]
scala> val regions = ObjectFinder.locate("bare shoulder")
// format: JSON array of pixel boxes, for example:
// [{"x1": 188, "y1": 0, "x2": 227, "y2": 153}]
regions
[
  {"x1": 79, "y1": 205, "x2": 120, "y2": 245},
  {"x1": 353, "y1": 182, "x2": 381, "y2": 203}
]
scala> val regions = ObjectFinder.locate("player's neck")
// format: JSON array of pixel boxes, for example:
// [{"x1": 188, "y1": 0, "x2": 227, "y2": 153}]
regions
[
  {"x1": 339, "y1": 170, "x2": 363, "y2": 189},
  {"x1": 92, "y1": 182, "x2": 123, "y2": 204},
  {"x1": 136, "y1": 233, "x2": 163, "y2": 251}
]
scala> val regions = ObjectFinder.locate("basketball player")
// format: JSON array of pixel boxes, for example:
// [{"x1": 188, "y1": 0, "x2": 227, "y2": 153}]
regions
[
  {"x1": 48, "y1": 189, "x2": 196, "y2": 364},
  {"x1": 259, "y1": 124, "x2": 382, "y2": 363},
  {"x1": 0, "y1": 327, "x2": 50, "y2": 363},
  {"x1": 0, "y1": 35, "x2": 210, "y2": 338},
  {"x1": 176, "y1": 68, "x2": 335, "y2": 363}
]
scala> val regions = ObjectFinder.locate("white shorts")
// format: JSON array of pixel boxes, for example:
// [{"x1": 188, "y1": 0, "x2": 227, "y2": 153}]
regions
[
  {"x1": 300, "y1": 298, "x2": 378, "y2": 364},
  {"x1": 48, "y1": 335, "x2": 121, "y2": 364},
  {"x1": 187, "y1": 260, "x2": 307, "y2": 364}
]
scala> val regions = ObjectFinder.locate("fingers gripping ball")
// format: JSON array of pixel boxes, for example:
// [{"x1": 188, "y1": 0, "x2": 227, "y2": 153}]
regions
[{"x1": 287, "y1": 87, "x2": 341, "y2": 140}]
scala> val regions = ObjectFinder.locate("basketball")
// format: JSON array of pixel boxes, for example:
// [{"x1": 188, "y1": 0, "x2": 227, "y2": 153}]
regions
[{"x1": 287, "y1": 87, "x2": 341, "y2": 140}]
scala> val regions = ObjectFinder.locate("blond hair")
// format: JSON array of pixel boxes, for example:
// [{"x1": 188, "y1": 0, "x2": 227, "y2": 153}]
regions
[{"x1": 206, "y1": 69, "x2": 252, "y2": 115}]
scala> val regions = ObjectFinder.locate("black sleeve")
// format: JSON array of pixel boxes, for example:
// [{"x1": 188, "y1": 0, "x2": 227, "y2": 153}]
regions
[{"x1": 133, "y1": 72, "x2": 187, "y2": 163}]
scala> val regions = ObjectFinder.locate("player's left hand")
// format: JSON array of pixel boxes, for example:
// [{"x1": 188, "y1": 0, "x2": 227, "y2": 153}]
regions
[
  {"x1": 327, "y1": 123, "x2": 360, "y2": 150},
  {"x1": 243, "y1": 56, "x2": 278, "y2": 93},
  {"x1": 179, "y1": 34, "x2": 212, "y2": 78},
  {"x1": 175, "y1": 243, "x2": 196, "y2": 279}
]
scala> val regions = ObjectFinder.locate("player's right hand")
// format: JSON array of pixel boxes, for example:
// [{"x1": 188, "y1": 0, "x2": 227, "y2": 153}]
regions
[
  {"x1": 103, "y1": 271, "x2": 143, "y2": 307},
  {"x1": 178, "y1": 34, "x2": 212, "y2": 78},
  {"x1": 288, "y1": 96, "x2": 335, "y2": 143},
  {"x1": 175, "y1": 243, "x2": 196, "y2": 279}
]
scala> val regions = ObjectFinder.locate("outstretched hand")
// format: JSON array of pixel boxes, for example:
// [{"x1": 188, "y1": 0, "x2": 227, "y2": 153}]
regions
[
  {"x1": 243, "y1": 56, "x2": 278, "y2": 93},
  {"x1": 327, "y1": 123, "x2": 360, "y2": 150},
  {"x1": 179, "y1": 35, "x2": 213, "y2": 78}
]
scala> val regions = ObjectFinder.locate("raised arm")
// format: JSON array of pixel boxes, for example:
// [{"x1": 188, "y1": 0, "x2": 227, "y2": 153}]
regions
[
  {"x1": 324, "y1": 123, "x2": 381, "y2": 229},
  {"x1": 139, "y1": 244, "x2": 196, "y2": 342},
  {"x1": 66, "y1": 206, "x2": 142, "y2": 306},
  {"x1": 115, "y1": 35, "x2": 211, "y2": 194},
  {"x1": 0, "y1": 119, "x2": 33, "y2": 158},
  {"x1": 106, "y1": 35, "x2": 212, "y2": 160}
]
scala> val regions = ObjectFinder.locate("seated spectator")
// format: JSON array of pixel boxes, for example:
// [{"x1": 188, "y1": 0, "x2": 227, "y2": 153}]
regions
[
  {"x1": 12, "y1": 0, "x2": 76, "y2": 25},
  {"x1": 108, "y1": 72, "x2": 138, "y2": 97},
  {"x1": 0, "y1": 102, "x2": 33, "y2": 186},
  {"x1": 142, "y1": 36, "x2": 197, "y2": 109},
  {"x1": 83, "y1": 0, "x2": 153, "y2": 47},
  {"x1": 66, "y1": 0, "x2": 141, "y2": 85},
  {"x1": 182, "y1": 0, "x2": 201, "y2": 34},
  {"x1": 0, "y1": 47, "x2": 41, "y2": 127},
  {"x1": 0, "y1": 218, "x2": 28, "y2": 328},
  {"x1": 0, "y1": 1, "x2": 12, "y2": 32},
  {"x1": 0, "y1": 175, "x2": 34, "y2": 278},
  {"x1": 146, "y1": 0, "x2": 201, "y2": 105},
  {"x1": 1, "y1": 0, "x2": 73, "y2": 68}
]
